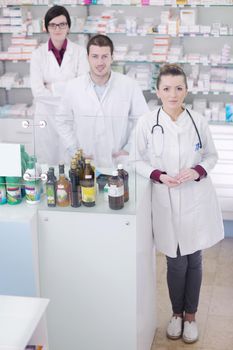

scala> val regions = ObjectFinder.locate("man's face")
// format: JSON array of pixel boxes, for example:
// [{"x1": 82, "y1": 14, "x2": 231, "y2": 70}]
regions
[{"x1": 88, "y1": 45, "x2": 113, "y2": 79}]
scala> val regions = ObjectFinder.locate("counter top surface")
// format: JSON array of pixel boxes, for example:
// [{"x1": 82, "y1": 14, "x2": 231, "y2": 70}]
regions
[{"x1": 0, "y1": 295, "x2": 49, "y2": 350}]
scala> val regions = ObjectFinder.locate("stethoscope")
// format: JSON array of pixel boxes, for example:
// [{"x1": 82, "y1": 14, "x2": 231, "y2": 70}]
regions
[{"x1": 151, "y1": 107, "x2": 202, "y2": 156}]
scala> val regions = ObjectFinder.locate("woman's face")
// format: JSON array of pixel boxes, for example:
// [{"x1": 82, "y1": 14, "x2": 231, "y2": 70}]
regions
[
  {"x1": 47, "y1": 15, "x2": 69, "y2": 43},
  {"x1": 156, "y1": 75, "x2": 188, "y2": 113}
]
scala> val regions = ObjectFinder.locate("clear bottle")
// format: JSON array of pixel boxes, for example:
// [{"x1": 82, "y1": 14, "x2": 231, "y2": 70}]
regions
[
  {"x1": 56, "y1": 163, "x2": 70, "y2": 207},
  {"x1": 108, "y1": 170, "x2": 124, "y2": 210},
  {"x1": 46, "y1": 167, "x2": 57, "y2": 207},
  {"x1": 69, "y1": 161, "x2": 81, "y2": 208},
  {"x1": 81, "y1": 159, "x2": 95, "y2": 207},
  {"x1": 117, "y1": 164, "x2": 129, "y2": 202}
]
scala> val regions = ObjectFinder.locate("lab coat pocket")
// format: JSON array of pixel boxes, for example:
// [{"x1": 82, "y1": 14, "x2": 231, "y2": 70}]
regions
[{"x1": 192, "y1": 177, "x2": 222, "y2": 247}]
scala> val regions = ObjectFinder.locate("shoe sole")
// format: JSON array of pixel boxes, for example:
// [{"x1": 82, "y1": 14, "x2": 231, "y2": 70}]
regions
[
  {"x1": 166, "y1": 332, "x2": 182, "y2": 340},
  {"x1": 182, "y1": 336, "x2": 198, "y2": 344}
]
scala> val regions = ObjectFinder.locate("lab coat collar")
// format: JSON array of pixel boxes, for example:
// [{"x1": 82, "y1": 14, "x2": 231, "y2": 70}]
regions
[
  {"x1": 160, "y1": 107, "x2": 187, "y2": 134},
  {"x1": 88, "y1": 71, "x2": 112, "y2": 89},
  {"x1": 85, "y1": 71, "x2": 114, "y2": 101}
]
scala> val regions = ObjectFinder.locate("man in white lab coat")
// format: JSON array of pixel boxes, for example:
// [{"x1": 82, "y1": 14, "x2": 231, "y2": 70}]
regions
[
  {"x1": 56, "y1": 34, "x2": 149, "y2": 167},
  {"x1": 30, "y1": 5, "x2": 89, "y2": 165}
]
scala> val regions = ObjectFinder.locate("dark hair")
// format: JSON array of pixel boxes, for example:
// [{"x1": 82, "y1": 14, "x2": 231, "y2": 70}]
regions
[
  {"x1": 156, "y1": 64, "x2": 188, "y2": 89},
  {"x1": 87, "y1": 34, "x2": 114, "y2": 55},
  {"x1": 44, "y1": 5, "x2": 71, "y2": 32}
]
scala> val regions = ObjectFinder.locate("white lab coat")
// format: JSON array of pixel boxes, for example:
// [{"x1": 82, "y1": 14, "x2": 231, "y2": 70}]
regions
[
  {"x1": 56, "y1": 71, "x2": 149, "y2": 167},
  {"x1": 132, "y1": 107, "x2": 224, "y2": 257},
  {"x1": 30, "y1": 39, "x2": 89, "y2": 165}
]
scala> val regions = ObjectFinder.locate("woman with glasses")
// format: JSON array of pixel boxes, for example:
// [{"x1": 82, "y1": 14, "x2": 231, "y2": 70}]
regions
[{"x1": 30, "y1": 5, "x2": 89, "y2": 165}]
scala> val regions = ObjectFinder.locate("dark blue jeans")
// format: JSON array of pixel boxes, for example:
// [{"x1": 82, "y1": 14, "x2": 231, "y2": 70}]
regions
[{"x1": 166, "y1": 248, "x2": 202, "y2": 314}]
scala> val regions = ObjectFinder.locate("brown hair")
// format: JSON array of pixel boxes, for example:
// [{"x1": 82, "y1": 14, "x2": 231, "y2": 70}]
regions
[
  {"x1": 87, "y1": 34, "x2": 114, "y2": 55},
  {"x1": 156, "y1": 64, "x2": 188, "y2": 89}
]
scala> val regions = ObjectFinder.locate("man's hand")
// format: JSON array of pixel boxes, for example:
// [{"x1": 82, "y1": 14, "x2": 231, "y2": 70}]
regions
[{"x1": 112, "y1": 149, "x2": 129, "y2": 158}]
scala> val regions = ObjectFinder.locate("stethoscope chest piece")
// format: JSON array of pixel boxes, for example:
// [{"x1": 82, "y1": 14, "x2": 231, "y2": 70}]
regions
[{"x1": 151, "y1": 111, "x2": 164, "y2": 157}]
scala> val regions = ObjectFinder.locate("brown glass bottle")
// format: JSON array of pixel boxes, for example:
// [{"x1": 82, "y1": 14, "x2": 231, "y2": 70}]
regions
[
  {"x1": 117, "y1": 164, "x2": 129, "y2": 202},
  {"x1": 108, "y1": 171, "x2": 124, "y2": 210},
  {"x1": 75, "y1": 151, "x2": 84, "y2": 181},
  {"x1": 56, "y1": 163, "x2": 70, "y2": 207},
  {"x1": 81, "y1": 159, "x2": 95, "y2": 207}
]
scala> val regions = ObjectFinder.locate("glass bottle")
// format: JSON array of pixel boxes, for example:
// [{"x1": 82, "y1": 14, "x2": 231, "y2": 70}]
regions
[
  {"x1": 46, "y1": 167, "x2": 57, "y2": 207},
  {"x1": 108, "y1": 170, "x2": 124, "y2": 210},
  {"x1": 81, "y1": 159, "x2": 95, "y2": 207},
  {"x1": 56, "y1": 163, "x2": 70, "y2": 207},
  {"x1": 69, "y1": 161, "x2": 81, "y2": 208},
  {"x1": 117, "y1": 164, "x2": 129, "y2": 202}
]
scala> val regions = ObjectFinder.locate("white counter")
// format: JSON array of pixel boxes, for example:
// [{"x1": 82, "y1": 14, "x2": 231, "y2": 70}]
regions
[{"x1": 0, "y1": 295, "x2": 49, "y2": 350}]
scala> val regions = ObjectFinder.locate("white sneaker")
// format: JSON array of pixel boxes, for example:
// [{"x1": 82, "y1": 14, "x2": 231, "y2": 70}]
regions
[
  {"x1": 182, "y1": 320, "x2": 198, "y2": 343},
  {"x1": 166, "y1": 316, "x2": 183, "y2": 340}
]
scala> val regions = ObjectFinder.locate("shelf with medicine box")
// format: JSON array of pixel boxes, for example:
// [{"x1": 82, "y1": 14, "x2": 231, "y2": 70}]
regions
[
  {"x1": 1, "y1": 1, "x2": 233, "y2": 8},
  {"x1": 1, "y1": 2, "x2": 233, "y2": 119}
]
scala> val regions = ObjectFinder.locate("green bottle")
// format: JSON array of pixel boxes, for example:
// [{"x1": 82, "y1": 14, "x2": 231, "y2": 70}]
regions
[
  {"x1": 46, "y1": 167, "x2": 57, "y2": 207},
  {"x1": 24, "y1": 159, "x2": 41, "y2": 204},
  {"x1": 0, "y1": 176, "x2": 7, "y2": 205}
]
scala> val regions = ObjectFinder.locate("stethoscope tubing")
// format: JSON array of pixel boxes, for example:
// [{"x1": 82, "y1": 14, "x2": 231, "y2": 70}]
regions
[{"x1": 151, "y1": 107, "x2": 202, "y2": 149}]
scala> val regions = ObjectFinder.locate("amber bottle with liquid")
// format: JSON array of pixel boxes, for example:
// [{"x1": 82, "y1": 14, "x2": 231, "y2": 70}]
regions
[
  {"x1": 117, "y1": 164, "x2": 129, "y2": 202},
  {"x1": 56, "y1": 163, "x2": 70, "y2": 207},
  {"x1": 81, "y1": 159, "x2": 95, "y2": 207},
  {"x1": 108, "y1": 170, "x2": 124, "y2": 210}
]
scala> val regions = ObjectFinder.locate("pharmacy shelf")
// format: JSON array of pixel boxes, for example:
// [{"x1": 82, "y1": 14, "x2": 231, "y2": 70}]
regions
[
  {"x1": 2, "y1": 57, "x2": 233, "y2": 67},
  {"x1": 9, "y1": 31, "x2": 233, "y2": 37},
  {"x1": 1, "y1": 3, "x2": 233, "y2": 8}
]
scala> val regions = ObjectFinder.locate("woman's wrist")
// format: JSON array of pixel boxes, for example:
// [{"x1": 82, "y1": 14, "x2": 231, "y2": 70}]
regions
[{"x1": 150, "y1": 169, "x2": 167, "y2": 183}]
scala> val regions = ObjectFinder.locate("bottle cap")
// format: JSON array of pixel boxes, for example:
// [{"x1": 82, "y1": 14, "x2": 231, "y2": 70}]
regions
[
  {"x1": 59, "y1": 163, "x2": 65, "y2": 173},
  {"x1": 112, "y1": 170, "x2": 118, "y2": 176},
  {"x1": 117, "y1": 164, "x2": 123, "y2": 169}
]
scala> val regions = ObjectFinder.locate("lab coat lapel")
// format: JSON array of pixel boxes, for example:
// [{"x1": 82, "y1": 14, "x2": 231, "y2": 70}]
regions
[
  {"x1": 47, "y1": 50, "x2": 60, "y2": 74},
  {"x1": 160, "y1": 108, "x2": 181, "y2": 136},
  {"x1": 60, "y1": 40, "x2": 73, "y2": 70}
]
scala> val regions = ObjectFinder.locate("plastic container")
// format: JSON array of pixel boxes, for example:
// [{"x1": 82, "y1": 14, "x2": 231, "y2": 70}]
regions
[
  {"x1": 5, "y1": 177, "x2": 22, "y2": 205},
  {"x1": 24, "y1": 160, "x2": 41, "y2": 204},
  {"x1": 0, "y1": 176, "x2": 7, "y2": 205}
]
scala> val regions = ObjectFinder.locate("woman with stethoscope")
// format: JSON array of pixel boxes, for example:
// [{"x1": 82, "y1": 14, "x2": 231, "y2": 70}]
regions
[
  {"x1": 30, "y1": 5, "x2": 89, "y2": 165},
  {"x1": 132, "y1": 64, "x2": 224, "y2": 344}
]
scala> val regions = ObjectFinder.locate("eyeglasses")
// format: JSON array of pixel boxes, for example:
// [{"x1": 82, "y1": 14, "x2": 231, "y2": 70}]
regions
[{"x1": 48, "y1": 22, "x2": 68, "y2": 30}]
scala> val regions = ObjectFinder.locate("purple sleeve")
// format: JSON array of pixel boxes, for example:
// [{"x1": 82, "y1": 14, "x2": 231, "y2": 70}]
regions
[
  {"x1": 192, "y1": 165, "x2": 207, "y2": 182},
  {"x1": 150, "y1": 169, "x2": 167, "y2": 183}
]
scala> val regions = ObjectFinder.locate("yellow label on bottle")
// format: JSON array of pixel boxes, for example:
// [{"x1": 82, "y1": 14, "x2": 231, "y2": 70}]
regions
[
  {"x1": 176, "y1": 0, "x2": 187, "y2": 4},
  {"x1": 81, "y1": 186, "x2": 95, "y2": 203}
]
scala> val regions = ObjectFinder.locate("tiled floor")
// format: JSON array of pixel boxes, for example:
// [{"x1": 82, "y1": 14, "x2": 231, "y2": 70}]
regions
[{"x1": 151, "y1": 238, "x2": 233, "y2": 350}]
